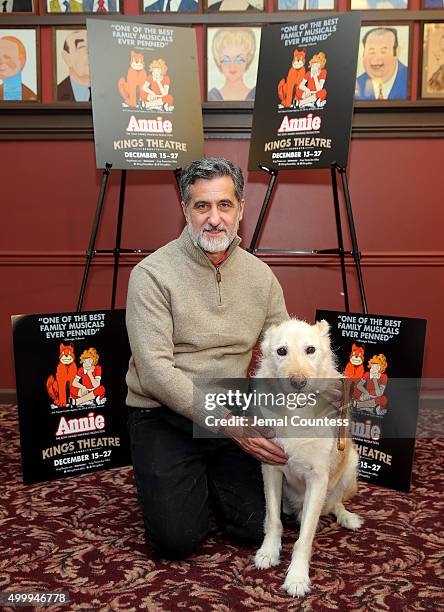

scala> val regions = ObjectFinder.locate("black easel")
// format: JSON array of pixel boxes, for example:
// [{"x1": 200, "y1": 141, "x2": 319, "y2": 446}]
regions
[
  {"x1": 248, "y1": 163, "x2": 368, "y2": 314},
  {"x1": 77, "y1": 165, "x2": 182, "y2": 312}
]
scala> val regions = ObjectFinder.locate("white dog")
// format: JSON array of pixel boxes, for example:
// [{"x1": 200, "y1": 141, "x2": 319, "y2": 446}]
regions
[{"x1": 254, "y1": 318, "x2": 362, "y2": 597}]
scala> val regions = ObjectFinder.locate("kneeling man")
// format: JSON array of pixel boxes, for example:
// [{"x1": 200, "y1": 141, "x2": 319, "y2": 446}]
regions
[{"x1": 126, "y1": 157, "x2": 289, "y2": 560}]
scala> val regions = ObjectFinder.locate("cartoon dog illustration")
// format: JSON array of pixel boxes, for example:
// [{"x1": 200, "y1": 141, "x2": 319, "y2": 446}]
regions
[
  {"x1": 344, "y1": 343, "x2": 365, "y2": 402},
  {"x1": 344, "y1": 344, "x2": 365, "y2": 379},
  {"x1": 278, "y1": 48, "x2": 306, "y2": 109},
  {"x1": 46, "y1": 343, "x2": 77, "y2": 408},
  {"x1": 118, "y1": 50, "x2": 147, "y2": 108}
]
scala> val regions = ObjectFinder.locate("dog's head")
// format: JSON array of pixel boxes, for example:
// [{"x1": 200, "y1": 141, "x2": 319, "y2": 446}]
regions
[{"x1": 259, "y1": 318, "x2": 336, "y2": 390}]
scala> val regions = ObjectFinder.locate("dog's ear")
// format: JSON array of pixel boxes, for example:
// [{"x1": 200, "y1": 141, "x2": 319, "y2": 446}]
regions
[
  {"x1": 316, "y1": 320, "x2": 330, "y2": 337},
  {"x1": 260, "y1": 324, "x2": 277, "y2": 353}
]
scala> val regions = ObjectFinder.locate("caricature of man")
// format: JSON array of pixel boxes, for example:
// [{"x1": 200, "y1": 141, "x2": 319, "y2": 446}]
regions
[
  {"x1": 57, "y1": 30, "x2": 90, "y2": 102},
  {"x1": 355, "y1": 27, "x2": 408, "y2": 100},
  {"x1": 0, "y1": 36, "x2": 36, "y2": 101}
]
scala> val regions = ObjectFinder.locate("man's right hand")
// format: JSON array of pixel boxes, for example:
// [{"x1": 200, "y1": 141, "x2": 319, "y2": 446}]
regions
[{"x1": 219, "y1": 415, "x2": 288, "y2": 466}]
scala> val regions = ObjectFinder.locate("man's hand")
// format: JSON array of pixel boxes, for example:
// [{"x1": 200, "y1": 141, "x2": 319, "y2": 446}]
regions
[
  {"x1": 219, "y1": 414, "x2": 288, "y2": 466},
  {"x1": 319, "y1": 379, "x2": 345, "y2": 412}
]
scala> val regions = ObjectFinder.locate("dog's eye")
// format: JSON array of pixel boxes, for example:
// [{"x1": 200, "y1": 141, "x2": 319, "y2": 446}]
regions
[
  {"x1": 306, "y1": 346, "x2": 316, "y2": 355},
  {"x1": 277, "y1": 346, "x2": 287, "y2": 356}
]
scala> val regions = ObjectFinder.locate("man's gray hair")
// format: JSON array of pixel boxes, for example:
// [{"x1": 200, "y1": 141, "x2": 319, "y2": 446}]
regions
[{"x1": 179, "y1": 157, "x2": 244, "y2": 208}]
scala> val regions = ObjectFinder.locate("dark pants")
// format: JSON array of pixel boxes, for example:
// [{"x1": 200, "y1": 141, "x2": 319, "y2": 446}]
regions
[{"x1": 127, "y1": 406, "x2": 265, "y2": 560}]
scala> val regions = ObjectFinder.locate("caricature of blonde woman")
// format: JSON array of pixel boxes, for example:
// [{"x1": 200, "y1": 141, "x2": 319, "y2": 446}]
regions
[
  {"x1": 209, "y1": 28, "x2": 257, "y2": 101},
  {"x1": 354, "y1": 354, "x2": 389, "y2": 415},
  {"x1": 70, "y1": 347, "x2": 106, "y2": 407}
]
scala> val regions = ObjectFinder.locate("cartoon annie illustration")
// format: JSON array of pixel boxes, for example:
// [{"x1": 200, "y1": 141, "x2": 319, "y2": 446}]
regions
[
  {"x1": 278, "y1": 48, "x2": 306, "y2": 109},
  {"x1": 70, "y1": 347, "x2": 106, "y2": 407},
  {"x1": 353, "y1": 354, "x2": 389, "y2": 416},
  {"x1": 298, "y1": 51, "x2": 328, "y2": 109},
  {"x1": 141, "y1": 58, "x2": 174, "y2": 111}
]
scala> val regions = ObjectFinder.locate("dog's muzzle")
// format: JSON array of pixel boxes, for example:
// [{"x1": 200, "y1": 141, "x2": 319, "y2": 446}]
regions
[{"x1": 289, "y1": 377, "x2": 307, "y2": 391}]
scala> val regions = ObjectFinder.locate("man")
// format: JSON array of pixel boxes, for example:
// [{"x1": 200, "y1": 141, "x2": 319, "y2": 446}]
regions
[
  {"x1": 0, "y1": 36, "x2": 36, "y2": 101},
  {"x1": 57, "y1": 31, "x2": 90, "y2": 102},
  {"x1": 355, "y1": 27, "x2": 408, "y2": 101},
  {"x1": 48, "y1": 0, "x2": 82, "y2": 13},
  {"x1": 126, "y1": 157, "x2": 289, "y2": 560},
  {"x1": 81, "y1": 0, "x2": 118, "y2": 11}
]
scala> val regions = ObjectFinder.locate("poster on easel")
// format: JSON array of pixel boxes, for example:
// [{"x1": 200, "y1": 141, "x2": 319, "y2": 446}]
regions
[
  {"x1": 12, "y1": 309, "x2": 131, "y2": 485},
  {"x1": 316, "y1": 309, "x2": 427, "y2": 493},
  {"x1": 87, "y1": 18, "x2": 204, "y2": 170},
  {"x1": 248, "y1": 13, "x2": 361, "y2": 171}
]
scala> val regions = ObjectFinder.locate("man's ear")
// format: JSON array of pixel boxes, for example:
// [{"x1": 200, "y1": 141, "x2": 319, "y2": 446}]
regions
[
  {"x1": 62, "y1": 49, "x2": 72, "y2": 69},
  {"x1": 180, "y1": 201, "x2": 187, "y2": 221},
  {"x1": 238, "y1": 199, "x2": 245, "y2": 223}
]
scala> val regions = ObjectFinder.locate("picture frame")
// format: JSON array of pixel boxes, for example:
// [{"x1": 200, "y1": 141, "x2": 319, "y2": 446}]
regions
[
  {"x1": 206, "y1": 25, "x2": 262, "y2": 103},
  {"x1": 275, "y1": 0, "x2": 336, "y2": 11},
  {"x1": 0, "y1": 0, "x2": 35, "y2": 12},
  {"x1": 422, "y1": 0, "x2": 444, "y2": 8},
  {"x1": 46, "y1": 0, "x2": 121, "y2": 14},
  {"x1": 349, "y1": 0, "x2": 409, "y2": 9},
  {"x1": 53, "y1": 27, "x2": 91, "y2": 104},
  {"x1": 420, "y1": 22, "x2": 444, "y2": 99},
  {"x1": 0, "y1": 27, "x2": 40, "y2": 103},
  {"x1": 142, "y1": 0, "x2": 200, "y2": 11},
  {"x1": 355, "y1": 22, "x2": 412, "y2": 102},
  {"x1": 205, "y1": 0, "x2": 264, "y2": 12}
]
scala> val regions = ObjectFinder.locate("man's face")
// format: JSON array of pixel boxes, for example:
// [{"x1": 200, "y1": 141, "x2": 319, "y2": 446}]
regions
[
  {"x1": 63, "y1": 32, "x2": 90, "y2": 82},
  {"x1": 182, "y1": 176, "x2": 244, "y2": 254},
  {"x1": 0, "y1": 39, "x2": 24, "y2": 80},
  {"x1": 363, "y1": 30, "x2": 399, "y2": 83}
]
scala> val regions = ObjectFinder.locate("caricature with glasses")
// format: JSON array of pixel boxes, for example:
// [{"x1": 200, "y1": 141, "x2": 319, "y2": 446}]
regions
[{"x1": 208, "y1": 28, "x2": 259, "y2": 101}]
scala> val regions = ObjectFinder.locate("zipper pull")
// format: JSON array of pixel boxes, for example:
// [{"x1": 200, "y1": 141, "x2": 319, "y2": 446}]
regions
[{"x1": 216, "y1": 268, "x2": 221, "y2": 283}]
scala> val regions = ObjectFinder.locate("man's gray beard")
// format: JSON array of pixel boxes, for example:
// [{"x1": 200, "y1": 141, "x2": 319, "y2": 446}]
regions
[{"x1": 186, "y1": 216, "x2": 240, "y2": 253}]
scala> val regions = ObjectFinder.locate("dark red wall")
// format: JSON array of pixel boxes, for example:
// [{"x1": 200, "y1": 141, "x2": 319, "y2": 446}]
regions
[{"x1": 1, "y1": 137, "x2": 443, "y2": 389}]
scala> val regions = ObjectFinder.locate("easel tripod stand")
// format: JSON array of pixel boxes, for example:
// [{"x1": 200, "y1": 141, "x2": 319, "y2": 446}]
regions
[
  {"x1": 247, "y1": 162, "x2": 368, "y2": 315},
  {"x1": 76, "y1": 163, "x2": 182, "y2": 312}
]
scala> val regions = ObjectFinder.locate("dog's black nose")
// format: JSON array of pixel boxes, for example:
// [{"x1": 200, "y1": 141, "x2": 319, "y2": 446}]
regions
[{"x1": 290, "y1": 377, "x2": 307, "y2": 390}]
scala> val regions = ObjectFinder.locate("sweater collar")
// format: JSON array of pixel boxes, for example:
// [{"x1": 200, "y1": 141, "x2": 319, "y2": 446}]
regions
[{"x1": 179, "y1": 226, "x2": 241, "y2": 268}]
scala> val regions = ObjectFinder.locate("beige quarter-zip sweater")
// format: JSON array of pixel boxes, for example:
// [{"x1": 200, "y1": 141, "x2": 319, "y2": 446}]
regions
[{"x1": 125, "y1": 227, "x2": 289, "y2": 425}]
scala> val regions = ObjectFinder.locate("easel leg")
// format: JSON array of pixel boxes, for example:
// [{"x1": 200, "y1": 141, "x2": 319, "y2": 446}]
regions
[
  {"x1": 338, "y1": 167, "x2": 368, "y2": 314},
  {"x1": 330, "y1": 165, "x2": 350, "y2": 312},
  {"x1": 111, "y1": 169, "x2": 127, "y2": 310},
  {"x1": 248, "y1": 166, "x2": 279, "y2": 254},
  {"x1": 77, "y1": 163, "x2": 112, "y2": 312}
]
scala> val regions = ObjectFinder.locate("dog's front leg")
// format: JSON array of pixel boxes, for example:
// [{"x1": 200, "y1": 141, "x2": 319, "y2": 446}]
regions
[
  {"x1": 254, "y1": 465, "x2": 283, "y2": 569},
  {"x1": 283, "y1": 472, "x2": 328, "y2": 597}
]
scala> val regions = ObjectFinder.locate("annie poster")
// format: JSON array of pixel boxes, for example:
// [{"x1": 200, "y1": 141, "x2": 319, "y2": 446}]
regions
[
  {"x1": 249, "y1": 13, "x2": 360, "y2": 171},
  {"x1": 12, "y1": 310, "x2": 131, "y2": 485},
  {"x1": 316, "y1": 309, "x2": 427, "y2": 492},
  {"x1": 87, "y1": 18, "x2": 204, "y2": 170}
]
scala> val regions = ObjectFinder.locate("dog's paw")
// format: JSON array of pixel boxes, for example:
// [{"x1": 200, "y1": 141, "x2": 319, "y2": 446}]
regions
[
  {"x1": 337, "y1": 510, "x2": 363, "y2": 531},
  {"x1": 254, "y1": 547, "x2": 280, "y2": 569},
  {"x1": 283, "y1": 572, "x2": 311, "y2": 597}
]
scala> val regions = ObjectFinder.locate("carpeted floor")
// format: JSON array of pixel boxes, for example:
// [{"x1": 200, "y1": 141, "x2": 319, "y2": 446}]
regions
[{"x1": 0, "y1": 403, "x2": 443, "y2": 612}]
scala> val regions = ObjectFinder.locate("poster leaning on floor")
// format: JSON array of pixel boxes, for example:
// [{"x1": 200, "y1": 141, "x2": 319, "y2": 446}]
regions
[{"x1": 13, "y1": 309, "x2": 131, "y2": 485}]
